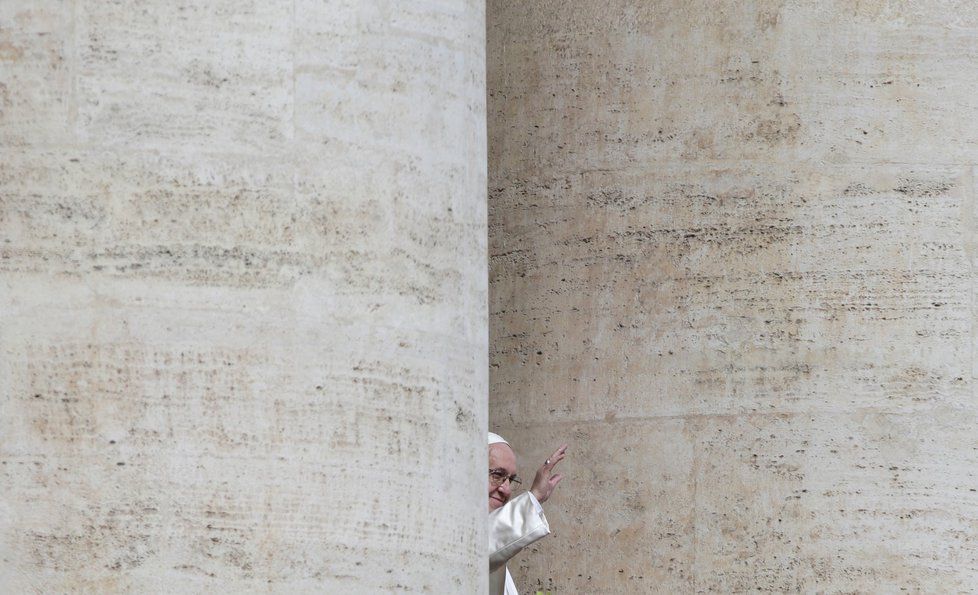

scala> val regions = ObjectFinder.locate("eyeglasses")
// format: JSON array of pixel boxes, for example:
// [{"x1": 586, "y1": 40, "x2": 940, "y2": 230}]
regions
[{"x1": 489, "y1": 468, "x2": 522, "y2": 489}]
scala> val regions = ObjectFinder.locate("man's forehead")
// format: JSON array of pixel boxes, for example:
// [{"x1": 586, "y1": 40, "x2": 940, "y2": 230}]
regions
[{"x1": 489, "y1": 443, "x2": 516, "y2": 466}]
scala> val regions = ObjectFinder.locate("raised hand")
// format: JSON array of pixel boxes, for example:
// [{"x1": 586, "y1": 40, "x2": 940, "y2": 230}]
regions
[{"x1": 530, "y1": 444, "x2": 568, "y2": 504}]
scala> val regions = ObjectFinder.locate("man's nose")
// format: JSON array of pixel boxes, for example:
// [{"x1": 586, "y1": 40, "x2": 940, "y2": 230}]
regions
[{"x1": 498, "y1": 479, "x2": 512, "y2": 496}]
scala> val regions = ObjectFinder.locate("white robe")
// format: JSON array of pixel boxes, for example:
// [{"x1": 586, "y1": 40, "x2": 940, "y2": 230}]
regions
[{"x1": 488, "y1": 492, "x2": 550, "y2": 595}]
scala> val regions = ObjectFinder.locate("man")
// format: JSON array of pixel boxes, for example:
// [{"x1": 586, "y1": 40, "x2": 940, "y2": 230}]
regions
[{"x1": 488, "y1": 432, "x2": 567, "y2": 595}]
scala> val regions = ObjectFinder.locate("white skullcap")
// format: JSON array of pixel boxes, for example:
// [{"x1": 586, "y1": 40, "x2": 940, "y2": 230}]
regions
[{"x1": 488, "y1": 432, "x2": 509, "y2": 446}]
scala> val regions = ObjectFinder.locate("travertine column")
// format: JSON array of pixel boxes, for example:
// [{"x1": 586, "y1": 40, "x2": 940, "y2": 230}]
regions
[
  {"x1": 489, "y1": 1, "x2": 978, "y2": 591},
  {"x1": 1, "y1": 1, "x2": 486, "y2": 592}
]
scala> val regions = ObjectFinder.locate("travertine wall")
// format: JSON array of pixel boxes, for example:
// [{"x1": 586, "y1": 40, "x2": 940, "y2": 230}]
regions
[
  {"x1": 1, "y1": 1, "x2": 486, "y2": 592},
  {"x1": 488, "y1": 1, "x2": 978, "y2": 591}
]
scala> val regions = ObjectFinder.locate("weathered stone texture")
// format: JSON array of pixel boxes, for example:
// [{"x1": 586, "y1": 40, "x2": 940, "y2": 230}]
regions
[
  {"x1": 1, "y1": 0, "x2": 486, "y2": 592},
  {"x1": 489, "y1": 0, "x2": 978, "y2": 591}
]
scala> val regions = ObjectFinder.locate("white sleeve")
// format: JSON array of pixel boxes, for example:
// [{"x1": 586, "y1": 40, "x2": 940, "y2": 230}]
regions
[{"x1": 488, "y1": 492, "x2": 551, "y2": 572}]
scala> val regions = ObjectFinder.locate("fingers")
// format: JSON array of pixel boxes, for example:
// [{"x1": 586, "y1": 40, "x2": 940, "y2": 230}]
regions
[
  {"x1": 547, "y1": 444, "x2": 568, "y2": 471},
  {"x1": 550, "y1": 474, "x2": 563, "y2": 487}
]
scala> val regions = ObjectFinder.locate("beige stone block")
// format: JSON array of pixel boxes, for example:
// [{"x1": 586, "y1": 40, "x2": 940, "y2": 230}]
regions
[
  {"x1": 489, "y1": 1, "x2": 978, "y2": 170},
  {"x1": 491, "y1": 163, "x2": 971, "y2": 423},
  {"x1": 0, "y1": 273, "x2": 486, "y2": 591},
  {"x1": 691, "y1": 408, "x2": 978, "y2": 591},
  {"x1": 489, "y1": 1, "x2": 978, "y2": 590},
  {"x1": 75, "y1": 0, "x2": 293, "y2": 154},
  {"x1": 3, "y1": 0, "x2": 488, "y2": 590},
  {"x1": 0, "y1": 148, "x2": 306, "y2": 287},
  {"x1": 0, "y1": 0, "x2": 74, "y2": 146},
  {"x1": 294, "y1": 0, "x2": 485, "y2": 165},
  {"x1": 294, "y1": 148, "x2": 488, "y2": 342}
]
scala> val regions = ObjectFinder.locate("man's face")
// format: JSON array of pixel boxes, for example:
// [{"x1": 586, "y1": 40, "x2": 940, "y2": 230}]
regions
[{"x1": 488, "y1": 443, "x2": 517, "y2": 512}]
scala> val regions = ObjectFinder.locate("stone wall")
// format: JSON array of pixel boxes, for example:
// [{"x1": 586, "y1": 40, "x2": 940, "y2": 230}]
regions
[
  {"x1": 1, "y1": 0, "x2": 486, "y2": 591},
  {"x1": 488, "y1": 1, "x2": 978, "y2": 591}
]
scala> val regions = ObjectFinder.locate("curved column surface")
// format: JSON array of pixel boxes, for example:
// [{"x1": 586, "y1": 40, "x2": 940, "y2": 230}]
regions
[
  {"x1": 488, "y1": 1, "x2": 978, "y2": 591},
  {"x1": 1, "y1": 0, "x2": 486, "y2": 591}
]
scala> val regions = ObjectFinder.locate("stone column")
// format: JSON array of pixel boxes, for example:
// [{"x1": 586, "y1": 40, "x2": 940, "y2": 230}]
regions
[
  {"x1": 1, "y1": 1, "x2": 486, "y2": 591},
  {"x1": 488, "y1": 1, "x2": 978, "y2": 591}
]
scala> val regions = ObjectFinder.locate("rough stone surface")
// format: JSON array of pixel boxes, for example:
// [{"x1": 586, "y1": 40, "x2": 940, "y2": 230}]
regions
[
  {"x1": 1, "y1": 1, "x2": 486, "y2": 592},
  {"x1": 488, "y1": 1, "x2": 978, "y2": 591}
]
